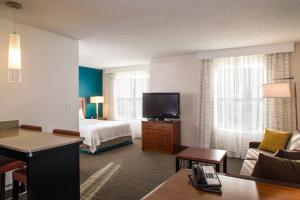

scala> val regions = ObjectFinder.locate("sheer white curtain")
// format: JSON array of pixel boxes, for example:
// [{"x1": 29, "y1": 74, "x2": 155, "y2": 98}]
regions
[
  {"x1": 198, "y1": 53, "x2": 292, "y2": 158},
  {"x1": 104, "y1": 70, "x2": 149, "y2": 137},
  {"x1": 212, "y1": 55, "x2": 265, "y2": 158},
  {"x1": 198, "y1": 60, "x2": 214, "y2": 148}
]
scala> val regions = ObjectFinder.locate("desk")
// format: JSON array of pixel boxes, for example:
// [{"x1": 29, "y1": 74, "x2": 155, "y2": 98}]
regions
[
  {"x1": 142, "y1": 169, "x2": 300, "y2": 200},
  {"x1": 0, "y1": 128, "x2": 83, "y2": 200}
]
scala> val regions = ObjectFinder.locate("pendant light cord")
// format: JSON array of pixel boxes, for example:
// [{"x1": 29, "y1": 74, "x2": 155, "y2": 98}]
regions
[
  {"x1": 7, "y1": 1, "x2": 22, "y2": 34},
  {"x1": 13, "y1": 5, "x2": 15, "y2": 34}
]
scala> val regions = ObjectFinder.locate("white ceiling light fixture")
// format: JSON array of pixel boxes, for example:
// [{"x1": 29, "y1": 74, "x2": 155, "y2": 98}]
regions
[{"x1": 7, "y1": 1, "x2": 22, "y2": 83}]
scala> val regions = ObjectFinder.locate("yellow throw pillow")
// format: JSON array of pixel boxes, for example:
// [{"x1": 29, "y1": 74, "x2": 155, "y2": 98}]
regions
[{"x1": 258, "y1": 129, "x2": 292, "y2": 153}]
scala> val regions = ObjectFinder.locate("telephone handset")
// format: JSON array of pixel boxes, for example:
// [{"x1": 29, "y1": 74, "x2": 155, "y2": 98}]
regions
[
  {"x1": 188, "y1": 164, "x2": 222, "y2": 194},
  {"x1": 193, "y1": 164, "x2": 207, "y2": 185}
]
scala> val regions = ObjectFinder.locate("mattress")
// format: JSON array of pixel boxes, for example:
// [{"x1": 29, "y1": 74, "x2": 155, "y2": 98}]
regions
[{"x1": 79, "y1": 119, "x2": 132, "y2": 153}]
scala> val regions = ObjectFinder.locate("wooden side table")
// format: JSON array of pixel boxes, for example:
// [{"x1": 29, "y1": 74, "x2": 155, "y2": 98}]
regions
[{"x1": 176, "y1": 147, "x2": 227, "y2": 173}]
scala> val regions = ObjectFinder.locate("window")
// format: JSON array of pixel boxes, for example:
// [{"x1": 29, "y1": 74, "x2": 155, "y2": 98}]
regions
[
  {"x1": 105, "y1": 69, "x2": 149, "y2": 137},
  {"x1": 212, "y1": 55, "x2": 265, "y2": 157},
  {"x1": 112, "y1": 71, "x2": 149, "y2": 120}
]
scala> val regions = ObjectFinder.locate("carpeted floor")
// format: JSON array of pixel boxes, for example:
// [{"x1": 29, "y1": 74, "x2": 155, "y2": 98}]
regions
[
  {"x1": 17, "y1": 139, "x2": 243, "y2": 200},
  {"x1": 79, "y1": 139, "x2": 243, "y2": 200}
]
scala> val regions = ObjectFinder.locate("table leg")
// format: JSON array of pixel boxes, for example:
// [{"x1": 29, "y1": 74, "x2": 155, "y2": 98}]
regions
[
  {"x1": 176, "y1": 158, "x2": 180, "y2": 172},
  {"x1": 27, "y1": 144, "x2": 80, "y2": 200},
  {"x1": 223, "y1": 154, "x2": 227, "y2": 173},
  {"x1": 189, "y1": 160, "x2": 192, "y2": 169},
  {"x1": 12, "y1": 180, "x2": 19, "y2": 200},
  {"x1": 216, "y1": 163, "x2": 220, "y2": 172},
  {"x1": 0, "y1": 173, "x2": 5, "y2": 200}
]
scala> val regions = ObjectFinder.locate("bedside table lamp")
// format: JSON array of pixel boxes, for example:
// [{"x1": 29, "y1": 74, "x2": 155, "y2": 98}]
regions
[{"x1": 90, "y1": 96, "x2": 104, "y2": 118}]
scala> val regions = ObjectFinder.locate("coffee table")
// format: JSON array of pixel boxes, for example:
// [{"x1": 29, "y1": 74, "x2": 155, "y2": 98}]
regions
[{"x1": 176, "y1": 147, "x2": 227, "y2": 173}]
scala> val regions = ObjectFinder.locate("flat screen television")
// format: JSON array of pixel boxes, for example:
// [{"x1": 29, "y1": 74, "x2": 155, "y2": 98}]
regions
[{"x1": 143, "y1": 93, "x2": 180, "y2": 120}]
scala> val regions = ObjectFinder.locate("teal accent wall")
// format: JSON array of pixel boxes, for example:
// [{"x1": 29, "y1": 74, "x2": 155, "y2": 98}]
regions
[{"x1": 79, "y1": 66, "x2": 103, "y2": 118}]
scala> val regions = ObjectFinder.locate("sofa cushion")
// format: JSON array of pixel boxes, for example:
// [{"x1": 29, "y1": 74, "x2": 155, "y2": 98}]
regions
[
  {"x1": 251, "y1": 154, "x2": 300, "y2": 184},
  {"x1": 287, "y1": 131, "x2": 300, "y2": 151},
  {"x1": 258, "y1": 128, "x2": 291, "y2": 153},
  {"x1": 245, "y1": 148, "x2": 274, "y2": 160},
  {"x1": 274, "y1": 149, "x2": 300, "y2": 160},
  {"x1": 240, "y1": 159, "x2": 256, "y2": 176}
]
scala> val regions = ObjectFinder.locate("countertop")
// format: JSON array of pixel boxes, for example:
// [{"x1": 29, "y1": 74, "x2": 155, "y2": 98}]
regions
[{"x1": 0, "y1": 128, "x2": 83, "y2": 153}]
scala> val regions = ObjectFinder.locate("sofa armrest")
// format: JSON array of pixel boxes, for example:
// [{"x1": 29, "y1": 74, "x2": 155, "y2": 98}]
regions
[{"x1": 249, "y1": 141, "x2": 261, "y2": 149}]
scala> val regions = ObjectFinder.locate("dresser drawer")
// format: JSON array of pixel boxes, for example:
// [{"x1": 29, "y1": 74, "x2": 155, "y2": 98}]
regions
[
  {"x1": 160, "y1": 131, "x2": 171, "y2": 141},
  {"x1": 143, "y1": 122, "x2": 171, "y2": 130},
  {"x1": 143, "y1": 129, "x2": 170, "y2": 139},
  {"x1": 143, "y1": 139, "x2": 158, "y2": 149},
  {"x1": 156, "y1": 136, "x2": 171, "y2": 152}
]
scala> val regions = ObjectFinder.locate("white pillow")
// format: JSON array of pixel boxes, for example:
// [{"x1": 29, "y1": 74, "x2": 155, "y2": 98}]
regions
[
  {"x1": 287, "y1": 131, "x2": 300, "y2": 151},
  {"x1": 79, "y1": 109, "x2": 85, "y2": 120}
]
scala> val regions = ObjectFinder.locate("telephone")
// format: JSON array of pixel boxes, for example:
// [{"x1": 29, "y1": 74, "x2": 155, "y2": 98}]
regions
[{"x1": 188, "y1": 164, "x2": 222, "y2": 194}]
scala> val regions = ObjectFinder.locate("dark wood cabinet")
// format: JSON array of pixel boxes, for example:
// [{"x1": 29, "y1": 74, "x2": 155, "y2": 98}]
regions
[{"x1": 142, "y1": 120, "x2": 180, "y2": 154}]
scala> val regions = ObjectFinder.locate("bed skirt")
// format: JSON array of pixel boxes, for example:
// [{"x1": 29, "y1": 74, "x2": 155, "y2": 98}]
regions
[{"x1": 80, "y1": 136, "x2": 133, "y2": 155}]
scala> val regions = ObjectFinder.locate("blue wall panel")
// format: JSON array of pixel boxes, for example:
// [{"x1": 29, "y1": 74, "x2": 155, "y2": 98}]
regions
[{"x1": 79, "y1": 66, "x2": 103, "y2": 118}]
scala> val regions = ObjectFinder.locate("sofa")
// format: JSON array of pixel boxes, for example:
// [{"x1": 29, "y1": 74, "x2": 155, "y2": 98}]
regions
[{"x1": 240, "y1": 131, "x2": 300, "y2": 176}]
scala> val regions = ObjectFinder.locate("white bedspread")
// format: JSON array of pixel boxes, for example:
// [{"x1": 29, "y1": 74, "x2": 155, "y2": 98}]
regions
[{"x1": 79, "y1": 119, "x2": 132, "y2": 153}]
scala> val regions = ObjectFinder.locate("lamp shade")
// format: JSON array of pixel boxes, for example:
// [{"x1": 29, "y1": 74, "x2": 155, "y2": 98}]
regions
[
  {"x1": 262, "y1": 83, "x2": 291, "y2": 98},
  {"x1": 8, "y1": 33, "x2": 22, "y2": 82},
  {"x1": 90, "y1": 96, "x2": 104, "y2": 103},
  {"x1": 8, "y1": 33, "x2": 21, "y2": 69}
]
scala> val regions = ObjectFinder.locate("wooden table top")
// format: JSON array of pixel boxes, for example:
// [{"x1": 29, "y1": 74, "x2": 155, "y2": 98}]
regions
[
  {"x1": 0, "y1": 128, "x2": 83, "y2": 153},
  {"x1": 176, "y1": 147, "x2": 226, "y2": 164},
  {"x1": 143, "y1": 169, "x2": 300, "y2": 200}
]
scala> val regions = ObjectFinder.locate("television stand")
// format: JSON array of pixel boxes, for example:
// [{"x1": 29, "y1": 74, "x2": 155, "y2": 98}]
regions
[
  {"x1": 146, "y1": 118, "x2": 179, "y2": 122},
  {"x1": 142, "y1": 120, "x2": 181, "y2": 154}
]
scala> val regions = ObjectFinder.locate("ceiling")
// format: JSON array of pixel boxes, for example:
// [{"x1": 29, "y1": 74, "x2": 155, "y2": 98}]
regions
[{"x1": 1, "y1": 0, "x2": 300, "y2": 68}]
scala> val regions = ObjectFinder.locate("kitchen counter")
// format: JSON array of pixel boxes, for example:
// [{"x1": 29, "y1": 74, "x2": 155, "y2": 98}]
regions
[{"x1": 0, "y1": 128, "x2": 83, "y2": 153}]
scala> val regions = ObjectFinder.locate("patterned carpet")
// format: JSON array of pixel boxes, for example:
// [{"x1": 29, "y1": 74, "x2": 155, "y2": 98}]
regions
[
  {"x1": 79, "y1": 139, "x2": 243, "y2": 200},
  {"x1": 17, "y1": 139, "x2": 243, "y2": 200}
]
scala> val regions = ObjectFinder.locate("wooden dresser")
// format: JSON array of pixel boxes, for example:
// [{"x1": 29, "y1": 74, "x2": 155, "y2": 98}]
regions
[{"x1": 142, "y1": 120, "x2": 180, "y2": 154}]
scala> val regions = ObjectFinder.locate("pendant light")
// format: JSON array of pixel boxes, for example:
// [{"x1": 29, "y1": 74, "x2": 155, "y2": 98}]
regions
[{"x1": 7, "y1": 1, "x2": 22, "y2": 82}]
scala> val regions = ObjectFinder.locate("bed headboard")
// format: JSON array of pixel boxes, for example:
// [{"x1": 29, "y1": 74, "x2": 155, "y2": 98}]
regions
[{"x1": 79, "y1": 98, "x2": 86, "y2": 118}]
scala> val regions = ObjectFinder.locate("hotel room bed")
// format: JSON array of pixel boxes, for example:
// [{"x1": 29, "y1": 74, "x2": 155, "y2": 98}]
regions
[
  {"x1": 79, "y1": 119, "x2": 132, "y2": 154},
  {"x1": 79, "y1": 98, "x2": 133, "y2": 154}
]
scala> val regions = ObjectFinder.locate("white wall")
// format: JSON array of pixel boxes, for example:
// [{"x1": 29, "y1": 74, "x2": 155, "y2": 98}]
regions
[
  {"x1": 150, "y1": 54, "x2": 200, "y2": 147},
  {"x1": 0, "y1": 18, "x2": 79, "y2": 131}
]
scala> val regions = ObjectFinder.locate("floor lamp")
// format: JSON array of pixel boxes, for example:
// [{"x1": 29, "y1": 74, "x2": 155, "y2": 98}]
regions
[
  {"x1": 262, "y1": 77, "x2": 298, "y2": 130},
  {"x1": 90, "y1": 96, "x2": 104, "y2": 118}
]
